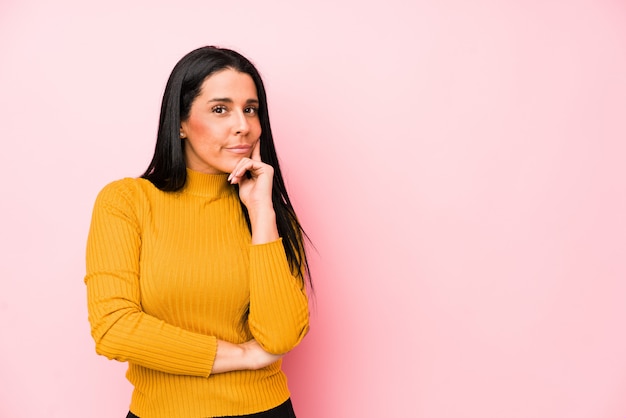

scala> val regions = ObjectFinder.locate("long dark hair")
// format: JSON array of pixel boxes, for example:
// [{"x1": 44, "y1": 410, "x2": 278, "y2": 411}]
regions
[{"x1": 142, "y1": 46, "x2": 312, "y2": 288}]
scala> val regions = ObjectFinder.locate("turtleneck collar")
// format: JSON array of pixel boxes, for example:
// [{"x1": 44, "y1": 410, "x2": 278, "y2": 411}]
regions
[{"x1": 182, "y1": 168, "x2": 235, "y2": 198}]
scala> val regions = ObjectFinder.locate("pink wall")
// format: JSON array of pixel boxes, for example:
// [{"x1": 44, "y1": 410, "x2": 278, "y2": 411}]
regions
[{"x1": 1, "y1": 1, "x2": 625, "y2": 417}]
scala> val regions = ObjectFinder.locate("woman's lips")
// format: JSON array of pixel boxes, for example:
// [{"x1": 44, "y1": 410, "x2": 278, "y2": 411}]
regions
[{"x1": 226, "y1": 145, "x2": 252, "y2": 154}]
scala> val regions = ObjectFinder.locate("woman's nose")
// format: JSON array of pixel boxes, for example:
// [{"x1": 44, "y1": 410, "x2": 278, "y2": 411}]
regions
[{"x1": 234, "y1": 111, "x2": 249, "y2": 135}]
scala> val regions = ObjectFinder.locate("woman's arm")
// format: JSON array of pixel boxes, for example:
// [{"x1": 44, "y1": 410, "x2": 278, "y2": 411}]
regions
[
  {"x1": 85, "y1": 179, "x2": 279, "y2": 377},
  {"x1": 229, "y1": 142, "x2": 310, "y2": 355},
  {"x1": 246, "y1": 240, "x2": 310, "y2": 354}
]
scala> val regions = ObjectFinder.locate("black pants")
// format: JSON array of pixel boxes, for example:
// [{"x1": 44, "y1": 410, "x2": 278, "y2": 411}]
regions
[{"x1": 126, "y1": 398, "x2": 295, "y2": 418}]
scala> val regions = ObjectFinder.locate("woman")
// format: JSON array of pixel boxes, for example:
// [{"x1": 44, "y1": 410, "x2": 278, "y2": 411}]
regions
[{"x1": 85, "y1": 46, "x2": 311, "y2": 418}]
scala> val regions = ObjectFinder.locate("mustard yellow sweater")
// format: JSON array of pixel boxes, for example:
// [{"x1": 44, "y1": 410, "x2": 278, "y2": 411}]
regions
[{"x1": 85, "y1": 169, "x2": 309, "y2": 418}]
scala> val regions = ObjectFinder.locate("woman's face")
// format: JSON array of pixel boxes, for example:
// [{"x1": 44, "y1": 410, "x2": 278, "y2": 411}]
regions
[{"x1": 181, "y1": 68, "x2": 262, "y2": 174}]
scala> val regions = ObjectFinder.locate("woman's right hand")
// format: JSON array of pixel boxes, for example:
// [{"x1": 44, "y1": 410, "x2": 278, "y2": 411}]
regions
[
  {"x1": 240, "y1": 339, "x2": 283, "y2": 370},
  {"x1": 211, "y1": 338, "x2": 282, "y2": 374}
]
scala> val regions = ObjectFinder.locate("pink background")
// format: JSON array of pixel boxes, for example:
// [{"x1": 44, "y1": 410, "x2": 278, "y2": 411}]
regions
[{"x1": 1, "y1": 1, "x2": 626, "y2": 417}]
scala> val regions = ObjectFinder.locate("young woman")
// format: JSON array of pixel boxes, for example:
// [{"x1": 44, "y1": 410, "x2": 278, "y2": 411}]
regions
[{"x1": 85, "y1": 46, "x2": 311, "y2": 418}]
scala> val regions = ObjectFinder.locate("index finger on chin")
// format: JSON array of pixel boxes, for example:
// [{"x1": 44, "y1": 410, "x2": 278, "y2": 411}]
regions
[{"x1": 252, "y1": 139, "x2": 261, "y2": 161}]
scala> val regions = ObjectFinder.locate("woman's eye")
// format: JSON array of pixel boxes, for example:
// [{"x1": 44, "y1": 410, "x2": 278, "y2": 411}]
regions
[
  {"x1": 244, "y1": 107, "x2": 259, "y2": 115},
  {"x1": 212, "y1": 105, "x2": 227, "y2": 114}
]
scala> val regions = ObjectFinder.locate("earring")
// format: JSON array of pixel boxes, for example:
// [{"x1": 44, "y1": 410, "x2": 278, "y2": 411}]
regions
[{"x1": 180, "y1": 132, "x2": 185, "y2": 139}]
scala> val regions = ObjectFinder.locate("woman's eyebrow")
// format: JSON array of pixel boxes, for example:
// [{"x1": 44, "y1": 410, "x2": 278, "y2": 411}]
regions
[
  {"x1": 207, "y1": 98, "x2": 259, "y2": 104},
  {"x1": 208, "y1": 97, "x2": 233, "y2": 103}
]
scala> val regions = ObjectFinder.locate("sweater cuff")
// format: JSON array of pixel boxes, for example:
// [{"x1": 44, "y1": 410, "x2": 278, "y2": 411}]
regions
[{"x1": 249, "y1": 238, "x2": 291, "y2": 274}]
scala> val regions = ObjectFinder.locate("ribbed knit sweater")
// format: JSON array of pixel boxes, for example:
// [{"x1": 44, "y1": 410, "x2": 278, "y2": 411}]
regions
[{"x1": 85, "y1": 169, "x2": 309, "y2": 418}]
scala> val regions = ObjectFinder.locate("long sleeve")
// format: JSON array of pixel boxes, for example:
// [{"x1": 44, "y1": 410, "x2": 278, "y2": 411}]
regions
[
  {"x1": 248, "y1": 239, "x2": 310, "y2": 354},
  {"x1": 85, "y1": 180, "x2": 217, "y2": 377},
  {"x1": 84, "y1": 171, "x2": 305, "y2": 418}
]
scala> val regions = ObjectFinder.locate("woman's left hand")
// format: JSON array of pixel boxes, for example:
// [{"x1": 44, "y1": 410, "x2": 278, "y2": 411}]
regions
[
  {"x1": 228, "y1": 140, "x2": 279, "y2": 244},
  {"x1": 228, "y1": 139, "x2": 274, "y2": 213}
]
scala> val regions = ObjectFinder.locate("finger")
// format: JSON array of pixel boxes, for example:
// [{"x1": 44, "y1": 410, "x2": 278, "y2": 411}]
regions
[
  {"x1": 228, "y1": 158, "x2": 254, "y2": 184},
  {"x1": 251, "y1": 139, "x2": 261, "y2": 162}
]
